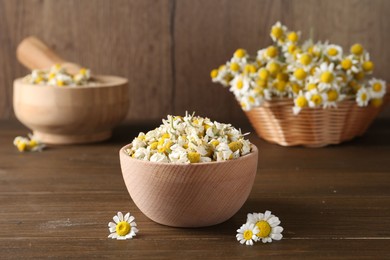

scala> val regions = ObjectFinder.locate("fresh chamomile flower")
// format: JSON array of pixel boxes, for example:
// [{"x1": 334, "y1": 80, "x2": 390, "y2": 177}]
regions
[
  {"x1": 246, "y1": 211, "x2": 283, "y2": 243},
  {"x1": 236, "y1": 223, "x2": 259, "y2": 246},
  {"x1": 270, "y1": 21, "x2": 287, "y2": 45},
  {"x1": 293, "y1": 90, "x2": 308, "y2": 114},
  {"x1": 13, "y1": 134, "x2": 45, "y2": 152},
  {"x1": 231, "y1": 48, "x2": 249, "y2": 63},
  {"x1": 368, "y1": 78, "x2": 386, "y2": 98},
  {"x1": 325, "y1": 44, "x2": 343, "y2": 61},
  {"x1": 323, "y1": 88, "x2": 345, "y2": 108},
  {"x1": 314, "y1": 62, "x2": 338, "y2": 91},
  {"x1": 230, "y1": 74, "x2": 251, "y2": 96},
  {"x1": 356, "y1": 87, "x2": 370, "y2": 107},
  {"x1": 305, "y1": 88, "x2": 327, "y2": 108},
  {"x1": 361, "y1": 53, "x2": 374, "y2": 74},
  {"x1": 108, "y1": 212, "x2": 138, "y2": 240},
  {"x1": 337, "y1": 55, "x2": 360, "y2": 75}
]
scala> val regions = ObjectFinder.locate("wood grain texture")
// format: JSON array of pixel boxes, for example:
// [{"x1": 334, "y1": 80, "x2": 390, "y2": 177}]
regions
[
  {"x1": 119, "y1": 144, "x2": 258, "y2": 227},
  {"x1": 0, "y1": 0, "x2": 389, "y2": 122},
  {"x1": 1, "y1": 119, "x2": 390, "y2": 258}
]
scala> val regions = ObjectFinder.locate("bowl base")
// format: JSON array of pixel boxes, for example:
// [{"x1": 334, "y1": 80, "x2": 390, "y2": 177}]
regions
[{"x1": 33, "y1": 130, "x2": 111, "y2": 144}]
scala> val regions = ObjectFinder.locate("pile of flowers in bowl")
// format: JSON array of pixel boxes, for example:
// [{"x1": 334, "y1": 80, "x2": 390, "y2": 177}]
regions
[
  {"x1": 125, "y1": 112, "x2": 252, "y2": 163},
  {"x1": 211, "y1": 21, "x2": 386, "y2": 114}
]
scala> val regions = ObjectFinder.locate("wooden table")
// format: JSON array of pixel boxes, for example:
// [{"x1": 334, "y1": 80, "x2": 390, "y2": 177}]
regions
[{"x1": 1, "y1": 120, "x2": 389, "y2": 259}]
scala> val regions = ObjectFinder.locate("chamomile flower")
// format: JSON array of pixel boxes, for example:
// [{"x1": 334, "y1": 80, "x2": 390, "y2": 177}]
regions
[
  {"x1": 368, "y1": 78, "x2": 386, "y2": 98},
  {"x1": 356, "y1": 87, "x2": 370, "y2": 107},
  {"x1": 236, "y1": 223, "x2": 259, "y2": 246},
  {"x1": 13, "y1": 134, "x2": 45, "y2": 152},
  {"x1": 323, "y1": 88, "x2": 344, "y2": 108},
  {"x1": 270, "y1": 21, "x2": 287, "y2": 45},
  {"x1": 293, "y1": 90, "x2": 308, "y2": 114},
  {"x1": 305, "y1": 89, "x2": 327, "y2": 108},
  {"x1": 230, "y1": 74, "x2": 251, "y2": 96},
  {"x1": 108, "y1": 212, "x2": 138, "y2": 240},
  {"x1": 325, "y1": 44, "x2": 343, "y2": 61},
  {"x1": 246, "y1": 211, "x2": 283, "y2": 243},
  {"x1": 314, "y1": 62, "x2": 338, "y2": 91}
]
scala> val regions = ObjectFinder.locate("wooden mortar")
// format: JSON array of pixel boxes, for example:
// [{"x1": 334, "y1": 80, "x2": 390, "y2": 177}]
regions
[{"x1": 13, "y1": 37, "x2": 129, "y2": 144}]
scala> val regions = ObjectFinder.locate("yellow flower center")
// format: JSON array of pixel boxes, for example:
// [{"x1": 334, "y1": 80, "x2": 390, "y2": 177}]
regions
[
  {"x1": 271, "y1": 26, "x2": 283, "y2": 39},
  {"x1": 294, "y1": 68, "x2": 307, "y2": 80},
  {"x1": 266, "y1": 46, "x2": 278, "y2": 58},
  {"x1": 234, "y1": 48, "x2": 246, "y2": 58},
  {"x1": 150, "y1": 141, "x2": 158, "y2": 150},
  {"x1": 210, "y1": 140, "x2": 219, "y2": 147},
  {"x1": 361, "y1": 93, "x2": 367, "y2": 101},
  {"x1": 256, "y1": 220, "x2": 271, "y2": 238},
  {"x1": 311, "y1": 94, "x2": 323, "y2": 105},
  {"x1": 327, "y1": 89, "x2": 339, "y2": 101},
  {"x1": 256, "y1": 79, "x2": 267, "y2": 87},
  {"x1": 327, "y1": 48, "x2": 338, "y2": 56},
  {"x1": 188, "y1": 152, "x2": 201, "y2": 163},
  {"x1": 277, "y1": 72, "x2": 289, "y2": 82},
  {"x1": 274, "y1": 80, "x2": 286, "y2": 92},
  {"x1": 354, "y1": 71, "x2": 365, "y2": 80},
  {"x1": 300, "y1": 54, "x2": 312, "y2": 65},
  {"x1": 287, "y1": 32, "x2": 298, "y2": 42},
  {"x1": 307, "y1": 83, "x2": 317, "y2": 90},
  {"x1": 373, "y1": 83, "x2": 382, "y2": 92},
  {"x1": 362, "y1": 61, "x2": 374, "y2": 72},
  {"x1": 228, "y1": 141, "x2": 243, "y2": 152},
  {"x1": 371, "y1": 98, "x2": 383, "y2": 107},
  {"x1": 243, "y1": 230, "x2": 253, "y2": 240},
  {"x1": 290, "y1": 83, "x2": 301, "y2": 94},
  {"x1": 29, "y1": 140, "x2": 38, "y2": 148},
  {"x1": 248, "y1": 96, "x2": 255, "y2": 104},
  {"x1": 320, "y1": 71, "x2": 334, "y2": 83},
  {"x1": 57, "y1": 80, "x2": 65, "y2": 87},
  {"x1": 236, "y1": 80, "x2": 244, "y2": 89},
  {"x1": 116, "y1": 221, "x2": 131, "y2": 236},
  {"x1": 230, "y1": 63, "x2": 240, "y2": 72},
  {"x1": 210, "y1": 69, "x2": 218, "y2": 79},
  {"x1": 254, "y1": 86, "x2": 264, "y2": 95},
  {"x1": 287, "y1": 44, "x2": 297, "y2": 54},
  {"x1": 79, "y1": 68, "x2": 87, "y2": 75},
  {"x1": 296, "y1": 96, "x2": 307, "y2": 108},
  {"x1": 341, "y1": 59, "x2": 352, "y2": 70},
  {"x1": 244, "y1": 64, "x2": 256, "y2": 74},
  {"x1": 17, "y1": 142, "x2": 27, "y2": 152},
  {"x1": 351, "y1": 43, "x2": 363, "y2": 55},
  {"x1": 258, "y1": 68, "x2": 269, "y2": 80},
  {"x1": 268, "y1": 62, "x2": 280, "y2": 76}
]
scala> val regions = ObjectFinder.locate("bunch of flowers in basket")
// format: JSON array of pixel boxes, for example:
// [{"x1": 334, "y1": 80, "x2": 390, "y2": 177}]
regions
[{"x1": 211, "y1": 22, "x2": 386, "y2": 114}]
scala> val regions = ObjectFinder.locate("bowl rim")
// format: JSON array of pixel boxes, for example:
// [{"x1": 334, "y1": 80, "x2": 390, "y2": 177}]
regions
[
  {"x1": 120, "y1": 143, "x2": 258, "y2": 167},
  {"x1": 13, "y1": 75, "x2": 128, "y2": 89}
]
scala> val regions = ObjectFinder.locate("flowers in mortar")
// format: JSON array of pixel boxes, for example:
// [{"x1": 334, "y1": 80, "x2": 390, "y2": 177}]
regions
[
  {"x1": 211, "y1": 22, "x2": 387, "y2": 114},
  {"x1": 23, "y1": 64, "x2": 91, "y2": 86},
  {"x1": 236, "y1": 210, "x2": 283, "y2": 245},
  {"x1": 108, "y1": 212, "x2": 139, "y2": 240},
  {"x1": 13, "y1": 134, "x2": 45, "y2": 152},
  {"x1": 125, "y1": 113, "x2": 252, "y2": 163}
]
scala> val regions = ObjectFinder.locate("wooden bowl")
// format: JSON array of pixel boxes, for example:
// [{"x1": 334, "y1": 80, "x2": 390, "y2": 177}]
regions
[
  {"x1": 13, "y1": 75, "x2": 129, "y2": 144},
  {"x1": 119, "y1": 144, "x2": 258, "y2": 227}
]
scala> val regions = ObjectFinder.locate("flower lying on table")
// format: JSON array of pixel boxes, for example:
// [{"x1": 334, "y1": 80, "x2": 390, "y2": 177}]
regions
[
  {"x1": 13, "y1": 134, "x2": 45, "y2": 152},
  {"x1": 108, "y1": 212, "x2": 138, "y2": 240},
  {"x1": 237, "y1": 210, "x2": 283, "y2": 245},
  {"x1": 211, "y1": 21, "x2": 387, "y2": 114}
]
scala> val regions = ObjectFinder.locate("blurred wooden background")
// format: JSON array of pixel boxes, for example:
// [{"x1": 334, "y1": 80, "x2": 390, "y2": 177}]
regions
[{"x1": 1, "y1": 0, "x2": 389, "y2": 123}]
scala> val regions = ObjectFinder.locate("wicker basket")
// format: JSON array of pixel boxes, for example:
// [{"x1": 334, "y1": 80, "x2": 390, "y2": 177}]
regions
[{"x1": 245, "y1": 87, "x2": 390, "y2": 147}]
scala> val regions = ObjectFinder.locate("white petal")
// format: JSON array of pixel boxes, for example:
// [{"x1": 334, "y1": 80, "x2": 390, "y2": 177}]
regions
[
  {"x1": 109, "y1": 227, "x2": 116, "y2": 233},
  {"x1": 246, "y1": 240, "x2": 253, "y2": 246},
  {"x1": 118, "y1": 212, "x2": 123, "y2": 221},
  {"x1": 261, "y1": 238, "x2": 267, "y2": 243},
  {"x1": 108, "y1": 222, "x2": 116, "y2": 228},
  {"x1": 108, "y1": 233, "x2": 115, "y2": 238},
  {"x1": 130, "y1": 222, "x2": 137, "y2": 227},
  {"x1": 132, "y1": 227, "x2": 139, "y2": 233},
  {"x1": 271, "y1": 233, "x2": 283, "y2": 240},
  {"x1": 273, "y1": 226, "x2": 283, "y2": 233},
  {"x1": 113, "y1": 215, "x2": 120, "y2": 224},
  {"x1": 128, "y1": 216, "x2": 135, "y2": 223},
  {"x1": 117, "y1": 236, "x2": 127, "y2": 240},
  {"x1": 236, "y1": 234, "x2": 243, "y2": 240},
  {"x1": 124, "y1": 212, "x2": 130, "y2": 221},
  {"x1": 239, "y1": 239, "x2": 246, "y2": 244},
  {"x1": 264, "y1": 211, "x2": 271, "y2": 220}
]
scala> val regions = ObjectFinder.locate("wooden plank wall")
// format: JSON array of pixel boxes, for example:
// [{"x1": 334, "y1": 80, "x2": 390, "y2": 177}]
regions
[{"x1": 1, "y1": 0, "x2": 389, "y2": 123}]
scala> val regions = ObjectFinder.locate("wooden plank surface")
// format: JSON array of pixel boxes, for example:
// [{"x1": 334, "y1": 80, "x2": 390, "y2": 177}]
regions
[
  {"x1": 0, "y1": 0, "x2": 390, "y2": 121},
  {"x1": 0, "y1": 119, "x2": 389, "y2": 258}
]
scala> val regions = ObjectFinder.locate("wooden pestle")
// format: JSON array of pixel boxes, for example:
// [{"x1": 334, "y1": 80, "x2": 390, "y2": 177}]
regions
[{"x1": 17, "y1": 36, "x2": 82, "y2": 75}]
